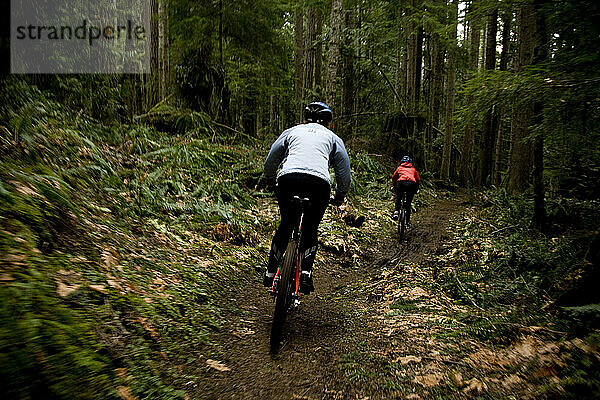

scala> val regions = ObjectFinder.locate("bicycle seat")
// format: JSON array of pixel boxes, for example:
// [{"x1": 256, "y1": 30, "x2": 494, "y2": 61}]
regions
[{"x1": 292, "y1": 196, "x2": 310, "y2": 206}]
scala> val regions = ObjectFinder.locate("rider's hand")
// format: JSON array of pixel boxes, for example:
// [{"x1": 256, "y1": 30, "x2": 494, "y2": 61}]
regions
[{"x1": 330, "y1": 192, "x2": 345, "y2": 207}]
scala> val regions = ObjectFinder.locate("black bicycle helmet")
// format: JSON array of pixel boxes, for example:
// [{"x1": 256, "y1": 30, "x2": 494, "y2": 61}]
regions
[
  {"x1": 304, "y1": 101, "x2": 333, "y2": 126},
  {"x1": 401, "y1": 155, "x2": 413, "y2": 164}
]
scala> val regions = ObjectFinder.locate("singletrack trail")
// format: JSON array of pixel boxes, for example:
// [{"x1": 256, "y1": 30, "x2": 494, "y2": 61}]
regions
[{"x1": 193, "y1": 194, "x2": 465, "y2": 399}]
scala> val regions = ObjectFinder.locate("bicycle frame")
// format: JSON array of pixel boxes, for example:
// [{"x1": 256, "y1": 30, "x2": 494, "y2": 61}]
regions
[{"x1": 270, "y1": 196, "x2": 308, "y2": 302}]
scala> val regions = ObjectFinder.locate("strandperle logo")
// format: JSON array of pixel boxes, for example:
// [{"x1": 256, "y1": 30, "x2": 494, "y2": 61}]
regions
[
  {"x1": 11, "y1": 0, "x2": 151, "y2": 74},
  {"x1": 15, "y1": 20, "x2": 147, "y2": 46}
]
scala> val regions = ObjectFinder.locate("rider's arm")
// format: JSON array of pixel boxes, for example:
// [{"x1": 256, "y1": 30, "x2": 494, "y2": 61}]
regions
[
  {"x1": 415, "y1": 170, "x2": 421, "y2": 188},
  {"x1": 263, "y1": 129, "x2": 291, "y2": 179},
  {"x1": 392, "y1": 167, "x2": 400, "y2": 188},
  {"x1": 332, "y1": 135, "x2": 351, "y2": 197}
]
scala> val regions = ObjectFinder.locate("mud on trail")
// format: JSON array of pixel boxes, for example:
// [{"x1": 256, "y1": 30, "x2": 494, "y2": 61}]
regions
[{"x1": 192, "y1": 194, "x2": 466, "y2": 400}]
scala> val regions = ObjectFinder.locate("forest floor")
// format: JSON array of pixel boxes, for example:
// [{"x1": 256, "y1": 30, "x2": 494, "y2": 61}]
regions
[{"x1": 190, "y1": 192, "x2": 577, "y2": 399}]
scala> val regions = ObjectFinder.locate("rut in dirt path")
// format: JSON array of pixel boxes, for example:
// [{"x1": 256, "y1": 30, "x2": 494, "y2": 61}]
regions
[{"x1": 194, "y1": 194, "x2": 466, "y2": 400}]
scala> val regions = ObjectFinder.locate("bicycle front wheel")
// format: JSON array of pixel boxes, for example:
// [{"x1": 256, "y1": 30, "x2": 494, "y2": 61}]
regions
[{"x1": 270, "y1": 240, "x2": 297, "y2": 353}]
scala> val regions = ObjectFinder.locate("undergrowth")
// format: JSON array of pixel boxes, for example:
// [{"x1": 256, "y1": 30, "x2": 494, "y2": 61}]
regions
[
  {"x1": 0, "y1": 78, "x2": 272, "y2": 398},
  {"x1": 433, "y1": 187, "x2": 600, "y2": 396}
]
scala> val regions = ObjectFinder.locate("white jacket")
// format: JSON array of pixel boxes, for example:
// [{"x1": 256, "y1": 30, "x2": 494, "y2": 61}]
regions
[{"x1": 264, "y1": 123, "x2": 351, "y2": 196}]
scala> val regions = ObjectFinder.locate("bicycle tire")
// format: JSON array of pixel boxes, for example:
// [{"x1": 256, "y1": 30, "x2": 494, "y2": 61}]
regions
[
  {"x1": 398, "y1": 207, "x2": 406, "y2": 242},
  {"x1": 270, "y1": 240, "x2": 297, "y2": 353}
]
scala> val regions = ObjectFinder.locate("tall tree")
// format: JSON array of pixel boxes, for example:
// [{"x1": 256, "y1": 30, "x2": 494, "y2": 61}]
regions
[
  {"x1": 492, "y1": 10, "x2": 512, "y2": 185},
  {"x1": 158, "y1": 0, "x2": 169, "y2": 101},
  {"x1": 314, "y1": 8, "x2": 324, "y2": 94},
  {"x1": 326, "y1": 0, "x2": 343, "y2": 115},
  {"x1": 532, "y1": 0, "x2": 549, "y2": 227},
  {"x1": 294, "y1": 2, "x2": 305, "y2": 122},
  {"x1": 477, "y1": 7, "x2": 498, "y2": 185},
  {"x1": 304, "y1": 6, "x2": 317, "y2": 95},
  {"x1": 508, "y1": 2, "x2": 535, "y2": 194},
  {"x1": 341, "y1": 5, "x2": 356, "y2": 140},
  {"x1": 459, "y1": 0, "x2": 481, "y2": 186},
  {"x1": 441, "y1": 0, "x2": 458, "y2": 180}
]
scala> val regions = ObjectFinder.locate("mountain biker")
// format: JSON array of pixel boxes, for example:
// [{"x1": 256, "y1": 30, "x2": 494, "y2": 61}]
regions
[
  {"x1": 262, "y1": 101, "x2": 351, "y2": 294},
  {"x1": 392, "y1": 155, "x2": 420, "y2": 227}
]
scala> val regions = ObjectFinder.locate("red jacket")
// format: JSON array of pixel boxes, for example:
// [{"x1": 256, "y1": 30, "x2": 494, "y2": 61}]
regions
[{"x1": 392, "y1": 162, "x2": 420, "y2": 187}]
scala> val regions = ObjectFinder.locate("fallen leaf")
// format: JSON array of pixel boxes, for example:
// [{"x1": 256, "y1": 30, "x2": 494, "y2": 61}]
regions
[
  {"x1": 394, "y1": 355, "x2": 422, "y2": 364},
  {"x1": 451, "y1": 372, "x2": 464, "y2": 387},
  {"x1": 89, "y1": 284, "x2": 107, "y2": 294},
  {"x1": 57, "y1": 281, "x2": 81, "y2": 297},
  {"x1": 101, "y1": 248, "x2": 119, "y2": 270},
  {"x1": 0, "y1": 273, "x2": 15, "y2": 282},
  {"x1": 1, "y1": 253, "x2": 28, "y2": 267},
  {"x1": 502, "y1": 374, "x2": 523, "y2": 387},
  {"x1": 206, "y1": 359, "x2": 231, "y2": 372},
  {"x1": 414, "y1": 373, "x2": 443, "y2": 387},
  {"x1": 233, "y1": 328, "x2": 255, "y2": 338},
  {"x1": 115, "y1": 368, "x2": 128, "y2": 379},
  {"x1": 136, "y1": 317, "x2": 160, "y2": 341},
  {"x1": 407, "y1": 287, "x2": 429, "y2": 300},
  {"x1": 12, "y1": 182, "x2": 39, "y2": 197},
  {"x1": 463, "y1": 378, "x2": 487, "y2": 394},
  {"x1": 116, "y1": 386, "x2": 137, "y2": 400}
]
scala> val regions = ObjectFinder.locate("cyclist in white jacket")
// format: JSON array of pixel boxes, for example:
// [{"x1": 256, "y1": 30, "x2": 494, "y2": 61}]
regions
[{"x1": 263, "y1": 102, "x2": 351, "y2": 294}]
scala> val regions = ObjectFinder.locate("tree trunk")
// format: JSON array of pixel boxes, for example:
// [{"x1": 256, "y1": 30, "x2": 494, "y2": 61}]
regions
[
  {"x1": 326, "y1": 0, "x2": 343, "y2": 116},
  {"x1": 396, "y1": 15, "x2": 404, "y2": 109},
  {"x1": 314, "y1": 8, "x2": 323, "y2": 95},
  {"x1": 441, "y1": 0, "x2": 458, "y2": 181},
  {"x1": 158, "y1": 0, "x2": 169, "y2": 101},
  {"x1": 406, "y1": 0, "x2": 417, "y2": 115},
  {"x1": 294, "y1": 4, "x2": 305, "y2": 122},
  {"x1": 491, "y1": 11, "x2": 512, "y2": 185},
  {"x1": 508, "y1": 3, "x2": 535, "y2": 195},
  {"x1": 532, "y1": 0, "x2": 549, "y2": 228},
  {"x1": 477, "y1": 8, "x2": 498, "y2": 186},
  {"x1": 304, "y1": 7, "x2": 316, "y2": 95},
  {"x1": 459, "y1": 1, "x2": 480, "y2": 186},
  {"x1": 341, "y1": 7, "x2": 355, "y2": 140}
]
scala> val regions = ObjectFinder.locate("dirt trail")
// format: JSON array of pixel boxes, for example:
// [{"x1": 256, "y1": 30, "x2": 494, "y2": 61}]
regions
[{"x1": 194, "y1": 195, "x2": 465, "y2": 399}]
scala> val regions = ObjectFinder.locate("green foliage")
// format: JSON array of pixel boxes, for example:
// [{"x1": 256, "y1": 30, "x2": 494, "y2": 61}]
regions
[
  {"x1": 348, "y1": 152, "x2": 389, "y2": 198},
  {"x1": 0, "y1": 78, "x2": 268, "y2": 398},
  {"x1": 0, "y1": 266, "x2": 116, "y2": 399},
  {"x1": 436, "y1": 188, "x2": 594, "y2": 346}
]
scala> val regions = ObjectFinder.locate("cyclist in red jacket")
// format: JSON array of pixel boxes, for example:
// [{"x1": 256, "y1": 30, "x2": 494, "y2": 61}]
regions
[{"x1": 392, "y1": 156, "x2": 420, "y2": 226}]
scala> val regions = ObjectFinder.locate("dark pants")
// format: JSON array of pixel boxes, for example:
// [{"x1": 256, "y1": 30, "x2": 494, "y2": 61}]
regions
[
  {"x1": 395, "y1": 180, "x2": 418, "y2": 224},
  {"x1": 267, "y1": 173, "x2": 330, "y2": 274}
]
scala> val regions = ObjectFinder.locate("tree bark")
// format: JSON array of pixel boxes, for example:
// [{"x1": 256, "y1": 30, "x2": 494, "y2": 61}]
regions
[
  {"x1": 294, "y1": 4, "x2": 305, "y2": 122},
  {"x1": 459, "y1": 0, "x2": 480, "y2": 186},
  {"x1": 532, "y1": 0, "x2": 548, "y2": 228},
  {"x1": 492, "y1": 11, "x2": 512, "y2": 185},
  {"x1": 314, "y1": 8, "x2": 323, "y2": 95},
  {"x1": 304, "y1": 7, "x2": 316, "y2": 95},
  {"x1": 477, "y1": 8, "x2": 498, "y2": 186},
  {"x1": 441, "y1": 0, "x2": 458, "y2": 181},
  {"x1": 341, "y1": 7, "x2": 355, "y2": 140},
  {"x1": 406, "y1": 0, "x2": 417, "y2": 115},
  {"x1": 158, "y1": 0, "x2": 169, "y2": 101},
  {"x1": 326, "y1": 0, "x2": 343, "y2": 116},
  {"x1": 508, "y1": 3, "x2": 535, "y2": 195}
]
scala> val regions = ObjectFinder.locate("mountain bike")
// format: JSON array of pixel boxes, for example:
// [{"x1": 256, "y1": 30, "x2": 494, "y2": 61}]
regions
[
  {"x1": 269, "y1": 195, "x2": 310, "y2": 354},
  {"x1": 397, "y1": 191, "x2": 408, "y2": 242}
]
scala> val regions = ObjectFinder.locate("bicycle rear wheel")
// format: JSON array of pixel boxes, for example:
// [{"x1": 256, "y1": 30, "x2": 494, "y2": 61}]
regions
[
  {"x1": 270, "y1": 240, "x2": 297, "y2": 353},
  {"x1": 398, "y1": 207, "x2": 406, "y2": 242}
]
